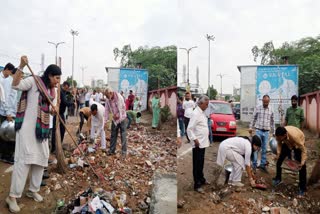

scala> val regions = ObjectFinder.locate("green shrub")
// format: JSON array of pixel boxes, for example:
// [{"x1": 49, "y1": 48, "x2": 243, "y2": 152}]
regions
[{"x1": 160, "y1": 105, "x2": 171, "y2": 122}]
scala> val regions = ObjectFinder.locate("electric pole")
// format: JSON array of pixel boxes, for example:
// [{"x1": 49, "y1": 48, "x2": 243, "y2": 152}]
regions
[
  {"x1": 206, "y1": 34, "x2": 215, "y2": 99},
  {"x1": 217, "y1": 73, "x2": 226, "y2": 98}
]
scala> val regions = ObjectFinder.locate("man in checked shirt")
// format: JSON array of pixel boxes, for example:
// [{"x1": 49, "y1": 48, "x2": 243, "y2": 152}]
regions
[{"x1": 249, "y1": 95, "x2": 275, "y2": 173}]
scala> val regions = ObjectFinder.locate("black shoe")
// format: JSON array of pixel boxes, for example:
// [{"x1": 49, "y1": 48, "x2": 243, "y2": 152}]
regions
[
  {"x1": 41, "y1": 180, "x2": 47, "y2": 186},
  {"x1": 0, "y1": 156, "x2": 14, "y2": 164},
  {"x1": 272, "y1": 178, "x2": 282, "y2": 187},
  {"x1": 107, "y1": 151, "x2": 116, "y2": 156},
  {"x1": 42, "y1": 171, "x2": 49, "y2": 179},
  {"x1": 201, "y1": 180, "x2": 211, "y2": 186}
]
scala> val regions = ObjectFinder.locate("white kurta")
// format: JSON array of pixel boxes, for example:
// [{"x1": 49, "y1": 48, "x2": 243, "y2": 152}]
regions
[
  {"x1": 90, "y1": 101, "x2": 106, "y2": 149},
  {"x1": 217, "y1": 137, "x2": 252, "y2": 182},
  {"x1": 12, "y1": 77, "x2": 50, "y2": 167},
  {"x1": 217, "y1": 137, "x2": 252, "y2": 169}
]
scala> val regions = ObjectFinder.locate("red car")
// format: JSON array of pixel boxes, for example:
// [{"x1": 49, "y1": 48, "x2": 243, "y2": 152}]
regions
[{"x1": 209, "y1": 100, "x2": 237, "y2": 137}]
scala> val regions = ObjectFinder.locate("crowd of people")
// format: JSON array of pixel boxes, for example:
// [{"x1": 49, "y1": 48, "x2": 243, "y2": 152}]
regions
[
  {"x1": 0, "y1": 56, "x2": 159, "y2": 213},
  {"x1": 178, "y1": 91, "x2": 307, "y2": 198}
]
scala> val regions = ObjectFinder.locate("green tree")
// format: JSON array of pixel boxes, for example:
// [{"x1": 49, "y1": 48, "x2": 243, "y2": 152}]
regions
[
  {"x1": 252, "y1": 35, "x2": 320, "y2": 94},
  {"x1": 233, "y1": 95, "x2": 240, "y2": 102},
  {"x1": 113, "y1": 45, "x2": 177, "y2": 91},
  {"x1": 225, "y1": 95, "x2": 230, "y2": 101},
  {"x1": 206, "y1": 85, "x2": 218, "y2": 100},
  {"x1": 66, "y1": 76, "x2": 77, "y2": 88}
]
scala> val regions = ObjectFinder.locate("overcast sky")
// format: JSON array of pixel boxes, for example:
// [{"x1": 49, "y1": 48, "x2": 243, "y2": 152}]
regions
[
  {"x1": 177, "y1": 0, "x2": 320, "y2": 94},
  {"x1": 1, "y1": 0, "x2": 319, "y2": 92},
  {"x1": 0, "y1": 0, "x2": 179, "y2": 86}
]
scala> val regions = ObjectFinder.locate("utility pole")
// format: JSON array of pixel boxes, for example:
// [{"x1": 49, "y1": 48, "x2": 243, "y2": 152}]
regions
[
  {"x1": 70, "y1": 29, "x2": 79, "y2": 88},
  {"x1": 206, "y1": 34, "x2": 215, "y2": 99},
  {"x1": 217, "y1": 73, "x2": 226, "y2": 98},
  {"x1": 80, "y1": 66, "x2": 87, "y2": 86},
  {"x1": 180, "y1": 46, "x2": 197, "y2": 89},
  {"x1": 48, "y1": 41, "x2": 65, "y2": 65}
]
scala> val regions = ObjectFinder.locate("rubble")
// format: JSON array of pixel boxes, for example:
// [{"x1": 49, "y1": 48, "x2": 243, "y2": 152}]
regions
[
  {"x1": 248, "y1": 198, "x2": 255, "y2": 204},
  {"x1": 210, "y1": 192, "x2": 221, "y2": 204},
  {"x1": 262, "y1": 206, "x2": 270, "y2": 212},
  {"x1": 46, "y1": 120, "x2": 176, "y2": 213},
  {"x1": 292, "y1": 198, "x2": 298, "y2": 207},
  {"x1": 54, "y1": 183, "x2": 62, "y2": 190},
  {"x1": 177, "y1": 199, "x2": 185, "y2": 208},
  {"x1": 270, "y1": 207, "x2": 280, "y2": 214}
]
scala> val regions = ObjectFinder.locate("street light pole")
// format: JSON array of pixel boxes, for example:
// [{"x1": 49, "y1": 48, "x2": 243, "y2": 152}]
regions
[
  {"x1": 206, "y1": 34, "x2": 215, "y2": 99},
  {"x1": 70, "y1": 29, "x2": 79, "y2": 88},
  {"x1": 180, "y1": 46, "x2": 197, "y2": 88},
  {"x1": 80, "y1": 66, "x2": 87, "y2": 86},
  {"x1": 217, "y1": 73, "x2": 226, "y2": 98},
  {"x1": 48, "y1": 41, "x2": 65, "y2": 65}
]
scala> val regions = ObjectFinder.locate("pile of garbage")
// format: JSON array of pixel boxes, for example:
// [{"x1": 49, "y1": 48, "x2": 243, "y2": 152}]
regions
[
  {"x1": 47, "y1": 125, "x2": 176, "y2": 213},
  {"x1": 54, "y1": 187, "x2": 132, "y2": 214}
]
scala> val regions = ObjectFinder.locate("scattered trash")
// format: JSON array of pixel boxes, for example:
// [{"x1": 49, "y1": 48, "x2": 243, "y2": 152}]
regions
[
  {"x1": 69, "y1": 163, "x2": 77, "y2": 169},
  {"x1": 44, "y1": 121, "x2": 176, "y2": 213},
  {"x1": 145, "y1": 160, "x2": 153, "y2": 167},
  {"x1": 57, "y1": 199, "x2": 65, "y2": 208},
  {"x1": 54, "y1": 183, "x2": 62, "y2": 190},
  {"x1": 262, "y1": 206, "x2": 270, "y2": 212},
  {"x1": 177, "y1": 199, "x2": 186, "y2": 208}
]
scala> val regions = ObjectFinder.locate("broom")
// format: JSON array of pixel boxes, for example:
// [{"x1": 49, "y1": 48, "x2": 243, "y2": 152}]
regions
[{"x1": 25, "y1": 64, "x2": 100, "y2": 178}]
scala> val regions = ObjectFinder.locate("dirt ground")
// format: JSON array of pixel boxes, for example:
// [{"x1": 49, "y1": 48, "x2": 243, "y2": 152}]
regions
[
  {"x1": 0, "y1": 111, "x2": 176, "y2": 214},
  {"x1": 177, "y1": 124, "x2": 320, "y2": 214}
]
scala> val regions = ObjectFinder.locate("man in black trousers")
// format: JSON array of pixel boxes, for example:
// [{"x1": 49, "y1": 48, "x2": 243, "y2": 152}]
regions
[{"x1": 187, "y1": 95, "x2": 210, "y2": 193}]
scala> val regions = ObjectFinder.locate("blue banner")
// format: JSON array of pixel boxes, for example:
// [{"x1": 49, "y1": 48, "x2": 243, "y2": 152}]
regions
[
  {"x1": 256, "y1": 65, "x2": 298, "y2": 123},
  {"x1": 119, "y1": 68, "x2": 149, "y2": 111}
]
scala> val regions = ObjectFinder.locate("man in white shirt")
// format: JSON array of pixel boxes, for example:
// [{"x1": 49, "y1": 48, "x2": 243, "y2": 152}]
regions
[
  {"x1": 0, "y1": 63, "x2": 18, "y2": 163},
  {"x1": 85, "y1": 89, "x2": 91, "y2": 107},
  {"x1": 95, "y1": 89, "x2": 104, "y2": 104},
  {"x1": 187, "y1": 95, "x2": 210, "y2": 193},
  {"x1": 183, "y1": 91, "x2": 195, "y2": 142},
  {"x1": 91, "y1": 90, "x2": 98, "y2": 102},
  {"x1": 0, "y1": 63, "x2": 18, "y2": 123},
  {"x1": 90, "y1": 102, "x2": 106, "y2": 150}
]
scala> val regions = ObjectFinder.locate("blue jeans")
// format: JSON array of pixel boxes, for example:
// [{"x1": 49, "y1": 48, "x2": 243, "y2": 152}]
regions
[
  {"x1": 208, "y1": 118, "x2": 213, "y2": 144},
  {"x1": 252, "y1": 129, "x2": 269, "y2": 168},
  {"x1": 178, "y1": 117, "x2": 185, "y2": 137}
]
